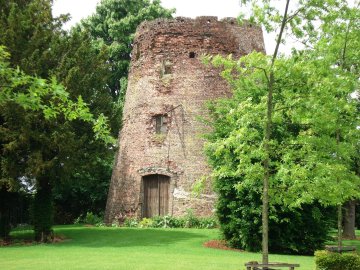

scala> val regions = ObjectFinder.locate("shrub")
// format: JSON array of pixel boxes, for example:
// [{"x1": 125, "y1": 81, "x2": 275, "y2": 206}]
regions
[
  {"x1": 74, "y1": 212, "x2": 103, "y2": 225},
  {"x1": 151, "y1": 215, "x2": 174, "y2": 228},
  {"x1": 122, "y1": 214, "x2": 218, "y2": 229},
  {"x1": 83, "y1": 212, "x2": 103, "y2": 225},
  {"x1": 214, "y1": 176, "x2": 333, "y2": 255},
  {"x1": 184, "y1": 209, "x2": 200, "y2": 228},
  {"x1": 198, "y1": 216, "x2": 218, "y2": 229},
  {"x1": 315, "y1": 250, "x2": 360, "y2": 270},
  {"x1": 139, "y1": 218, "x2": 153, "y2": 228},
  {"x1": 123, "y1": 217, "x2": 138, "y2": 227}
]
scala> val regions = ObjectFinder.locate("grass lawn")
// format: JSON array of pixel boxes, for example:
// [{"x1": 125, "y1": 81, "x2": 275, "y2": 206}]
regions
[
  {"x1": 0, "y1": 225, "x2": 317, "y2": 270},
  {"x1": 327, "y1": 230, "x2": 360, "y2": 251}
]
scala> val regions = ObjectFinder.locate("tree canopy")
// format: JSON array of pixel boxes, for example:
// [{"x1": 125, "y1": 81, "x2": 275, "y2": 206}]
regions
[
  {"x1": 80, "y1": 0, "x2": 174, "y2": 100},
  {"x1": 204, "y1": 0, "x2": 360, "y2": 260},
  {"x1": 0, "y1": 0, "x2": 175, "y2": 240}
]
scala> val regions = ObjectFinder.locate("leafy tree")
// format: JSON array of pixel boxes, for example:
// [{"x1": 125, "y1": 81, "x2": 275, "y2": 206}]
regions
[
  {"x1": 0, "y1": 0, "x2": 114, "y2": 230},
  {"x1": 80, "y1": 0, "x2": 174, "y2": 110},
  {"x1": 1, "y1": 0, "x2": 174, "y2": 230},
  {"x1": 0, "y1": 0, "x2": 68, "y2": 77},
  {"x1": 0, "y1": 45, "x2": 114, "y2": 240},
  {"x1": 204, "y1": 0, "x2": 359, "y2": 261}
]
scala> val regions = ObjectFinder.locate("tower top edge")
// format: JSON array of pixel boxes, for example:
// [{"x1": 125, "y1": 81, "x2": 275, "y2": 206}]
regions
[{"x1": 136, "y1": 16, "x2": 259, "y2": 35}]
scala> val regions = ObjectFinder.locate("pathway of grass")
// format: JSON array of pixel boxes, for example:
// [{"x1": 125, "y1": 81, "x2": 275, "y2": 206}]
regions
[{"x1": 0, "y1": 225, "x2": 317, "y2": 270}]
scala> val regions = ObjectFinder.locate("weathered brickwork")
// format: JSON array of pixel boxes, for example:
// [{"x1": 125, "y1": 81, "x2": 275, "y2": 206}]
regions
[{"x1": 105, "y1": 17, "x2": 265, "y2": 223}]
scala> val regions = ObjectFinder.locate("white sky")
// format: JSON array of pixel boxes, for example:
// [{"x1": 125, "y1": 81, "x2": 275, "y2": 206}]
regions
[{"x1": 51, "y1": 0, "x2": 289, "y2": 54}]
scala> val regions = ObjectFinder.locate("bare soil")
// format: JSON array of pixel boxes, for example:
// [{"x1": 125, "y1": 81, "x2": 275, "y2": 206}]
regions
[{"x1": 203, "y1": 240, "x2": 244, "y2": 252}]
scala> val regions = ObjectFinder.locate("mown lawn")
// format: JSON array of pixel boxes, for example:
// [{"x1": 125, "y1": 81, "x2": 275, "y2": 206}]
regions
[{"x1": 3, "y1": 226, "x2": 359, "y2": 270}]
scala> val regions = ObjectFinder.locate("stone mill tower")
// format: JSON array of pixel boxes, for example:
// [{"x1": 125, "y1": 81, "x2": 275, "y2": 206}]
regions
[{"x1": 105, "y1": 16, "x2": 264, "y2": 223}]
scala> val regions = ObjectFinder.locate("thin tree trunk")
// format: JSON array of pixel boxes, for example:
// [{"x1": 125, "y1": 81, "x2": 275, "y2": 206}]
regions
[
  {"x1": 262, "y1": 0, "x2": 291, "y2": 265},
  {"x1": 337, "y1": 204, "x2": 343, "y2": 252},
  {"x1": 343, "y1": 200, "x2": 356, "y2": 239}
]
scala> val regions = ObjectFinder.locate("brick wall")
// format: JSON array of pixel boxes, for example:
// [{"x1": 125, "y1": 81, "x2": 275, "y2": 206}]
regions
[{"x1": 105, "y1": 17, "x2": 265, "y2": 224}]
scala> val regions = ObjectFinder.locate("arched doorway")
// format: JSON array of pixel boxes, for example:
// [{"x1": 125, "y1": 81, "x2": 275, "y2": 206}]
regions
[{"x1": 142, "y1": 174, "x2": 170, "y2": 218}]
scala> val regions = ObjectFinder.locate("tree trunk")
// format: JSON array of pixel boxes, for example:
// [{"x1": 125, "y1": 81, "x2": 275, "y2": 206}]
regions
[
  {"x1": 337, "y1": 204, "x2": 343, "y2": 252},
  {"x1": 33, "y1": 175, "x2": 54, "y2": 243},
  {"x1": 261, "y1": 0, "x2": 291, "y2": 265},
  {"x1": 0, "y1": 186, "x2": 12, "y2": 240},
  {"x1": 343, "y1": 200, "x2": 356, "y2": 239}
]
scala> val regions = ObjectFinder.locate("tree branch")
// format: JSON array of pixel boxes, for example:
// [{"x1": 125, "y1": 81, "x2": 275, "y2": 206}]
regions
[
  {"x1": 271, "y1": 0, "x2": 291, "y2": 67},
  {"x1": 253, "y1": 66, "x2": 270, "y2": 84}
]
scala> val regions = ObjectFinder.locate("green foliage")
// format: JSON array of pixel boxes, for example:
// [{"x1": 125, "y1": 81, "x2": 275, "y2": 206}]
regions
[
  {"x1": 204, "y1": 3, "x2": 359, "y2": 253},
  {"x1": 123, "y1": 217, "x2": 139, "y2": 227},
  {"x1": 53, "y1": 157, "x2": 111, "y2": 224},
  {"x1": 123, "y1": 213, "x2": 218, "y2": 229},
  {"x1": 1, "y1": 0, "x2": 174, "y2": 236},
  {"x1": 73, "y1": 212, "x2": 103, "y2": 226},
  {"x1": 83, "y1": 212, "x2": 103, "y2": 225},
  {"x1": 0, "y1": 0, "x2": 118, "y2": 240},
  {"x1": 138, "y1": 218, "x2": 153, "y2": 228},
  {"x1": 315, "y1": 250, "x2": 360, "y2": 270},
  {"x1": 80, "y1": 0, "x2": 174, "y2": 99},
  {"x1": 0, "y1": 0, "x2": 68, "y2": 77},
  {"x1": 228, "y1": 1, "x2": 359, "y2": 259},
  {"x1": 215, "y1": 174, "x2": 333, "y2": 254},
  {"x1": 0, "y1": 43, "x2": 115, "y2": 240}
]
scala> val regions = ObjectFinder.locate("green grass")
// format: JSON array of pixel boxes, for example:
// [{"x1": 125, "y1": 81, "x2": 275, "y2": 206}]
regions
[
  {"x1": 2, "y1": 228, "x2": 358, "y2": 270},
  {"x1": 0, "y1": 225, "x2": 316, "y2": 270},
  {"x1": 327, "y1": 230, "x2": 360, "y2": 251}
]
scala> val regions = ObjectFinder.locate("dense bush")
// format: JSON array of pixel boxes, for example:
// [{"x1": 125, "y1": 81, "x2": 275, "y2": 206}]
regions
[
  {"x1": 215, "y1": 176, "x2": 333, "y2": 255},
  {"x1": 315, "y1": 250, "x2": 360, "y2": 270},
  {"x1": 53, "y1": 158, "x2": 111, "y2": 225}
]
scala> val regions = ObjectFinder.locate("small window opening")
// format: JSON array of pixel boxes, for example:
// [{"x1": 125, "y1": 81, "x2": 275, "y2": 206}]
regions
[
  {"x1": 161, "y1": 60, "x2": 172, "y2": 76},
  {"x1": 189, "y1": 52, "x2": 196, "y2": 58},
  {"x1": 164, "y1": 64, "x2": 171, "y2": 75},
  {"x1": 155, "y1": 115, "x2": 167, "y2": 134},
  {"x1": 207, "y1": 20, "x2": 211, "y2": 24}
]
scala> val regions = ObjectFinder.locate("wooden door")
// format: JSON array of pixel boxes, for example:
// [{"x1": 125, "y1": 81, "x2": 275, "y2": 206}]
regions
[{"x1": 143, "y1": 174, "x2": 170, "y2": 218}]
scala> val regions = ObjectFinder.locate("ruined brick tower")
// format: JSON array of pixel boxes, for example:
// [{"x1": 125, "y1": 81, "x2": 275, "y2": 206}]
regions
[{"x1": 105, "y1": 17, "x2": 264, "y2": 223}]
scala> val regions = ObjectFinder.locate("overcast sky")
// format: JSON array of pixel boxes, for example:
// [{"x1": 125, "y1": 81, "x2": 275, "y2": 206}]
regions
[
  {"x1": 52, "y1": 0, "x2": 245, "y2": 23},
  {"x1": 52, "y1": 0, "x2": 292, "y2": 54}
]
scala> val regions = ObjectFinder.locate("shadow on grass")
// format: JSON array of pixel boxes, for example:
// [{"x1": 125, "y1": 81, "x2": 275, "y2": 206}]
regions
[
  {"x1": 9, "y1": 226, "x2": 207, "y2": 248},
  {"x1": 57, "y1": 227, "x2": 206, "y2": 248}
]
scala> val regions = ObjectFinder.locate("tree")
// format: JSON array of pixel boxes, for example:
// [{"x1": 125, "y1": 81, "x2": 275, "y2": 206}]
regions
[
  {"x1": 0, "y1": 0, "x2": 114, "y2": 230},
  {"x1": 80, "y1": 0, "x2": 174, "y2": 114},
  {"x1": 49, "y1": 0, "x2": 174, "y2": 223},
  {"x1": 0, "y1": 45, "x2": 114, "y2": 240},
  {"x1": 204, "y1": 0, "x2": 359, "y2": 262},
  {"x1": 0, "y1": 0, "x2": 68, "y2": 77}
]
